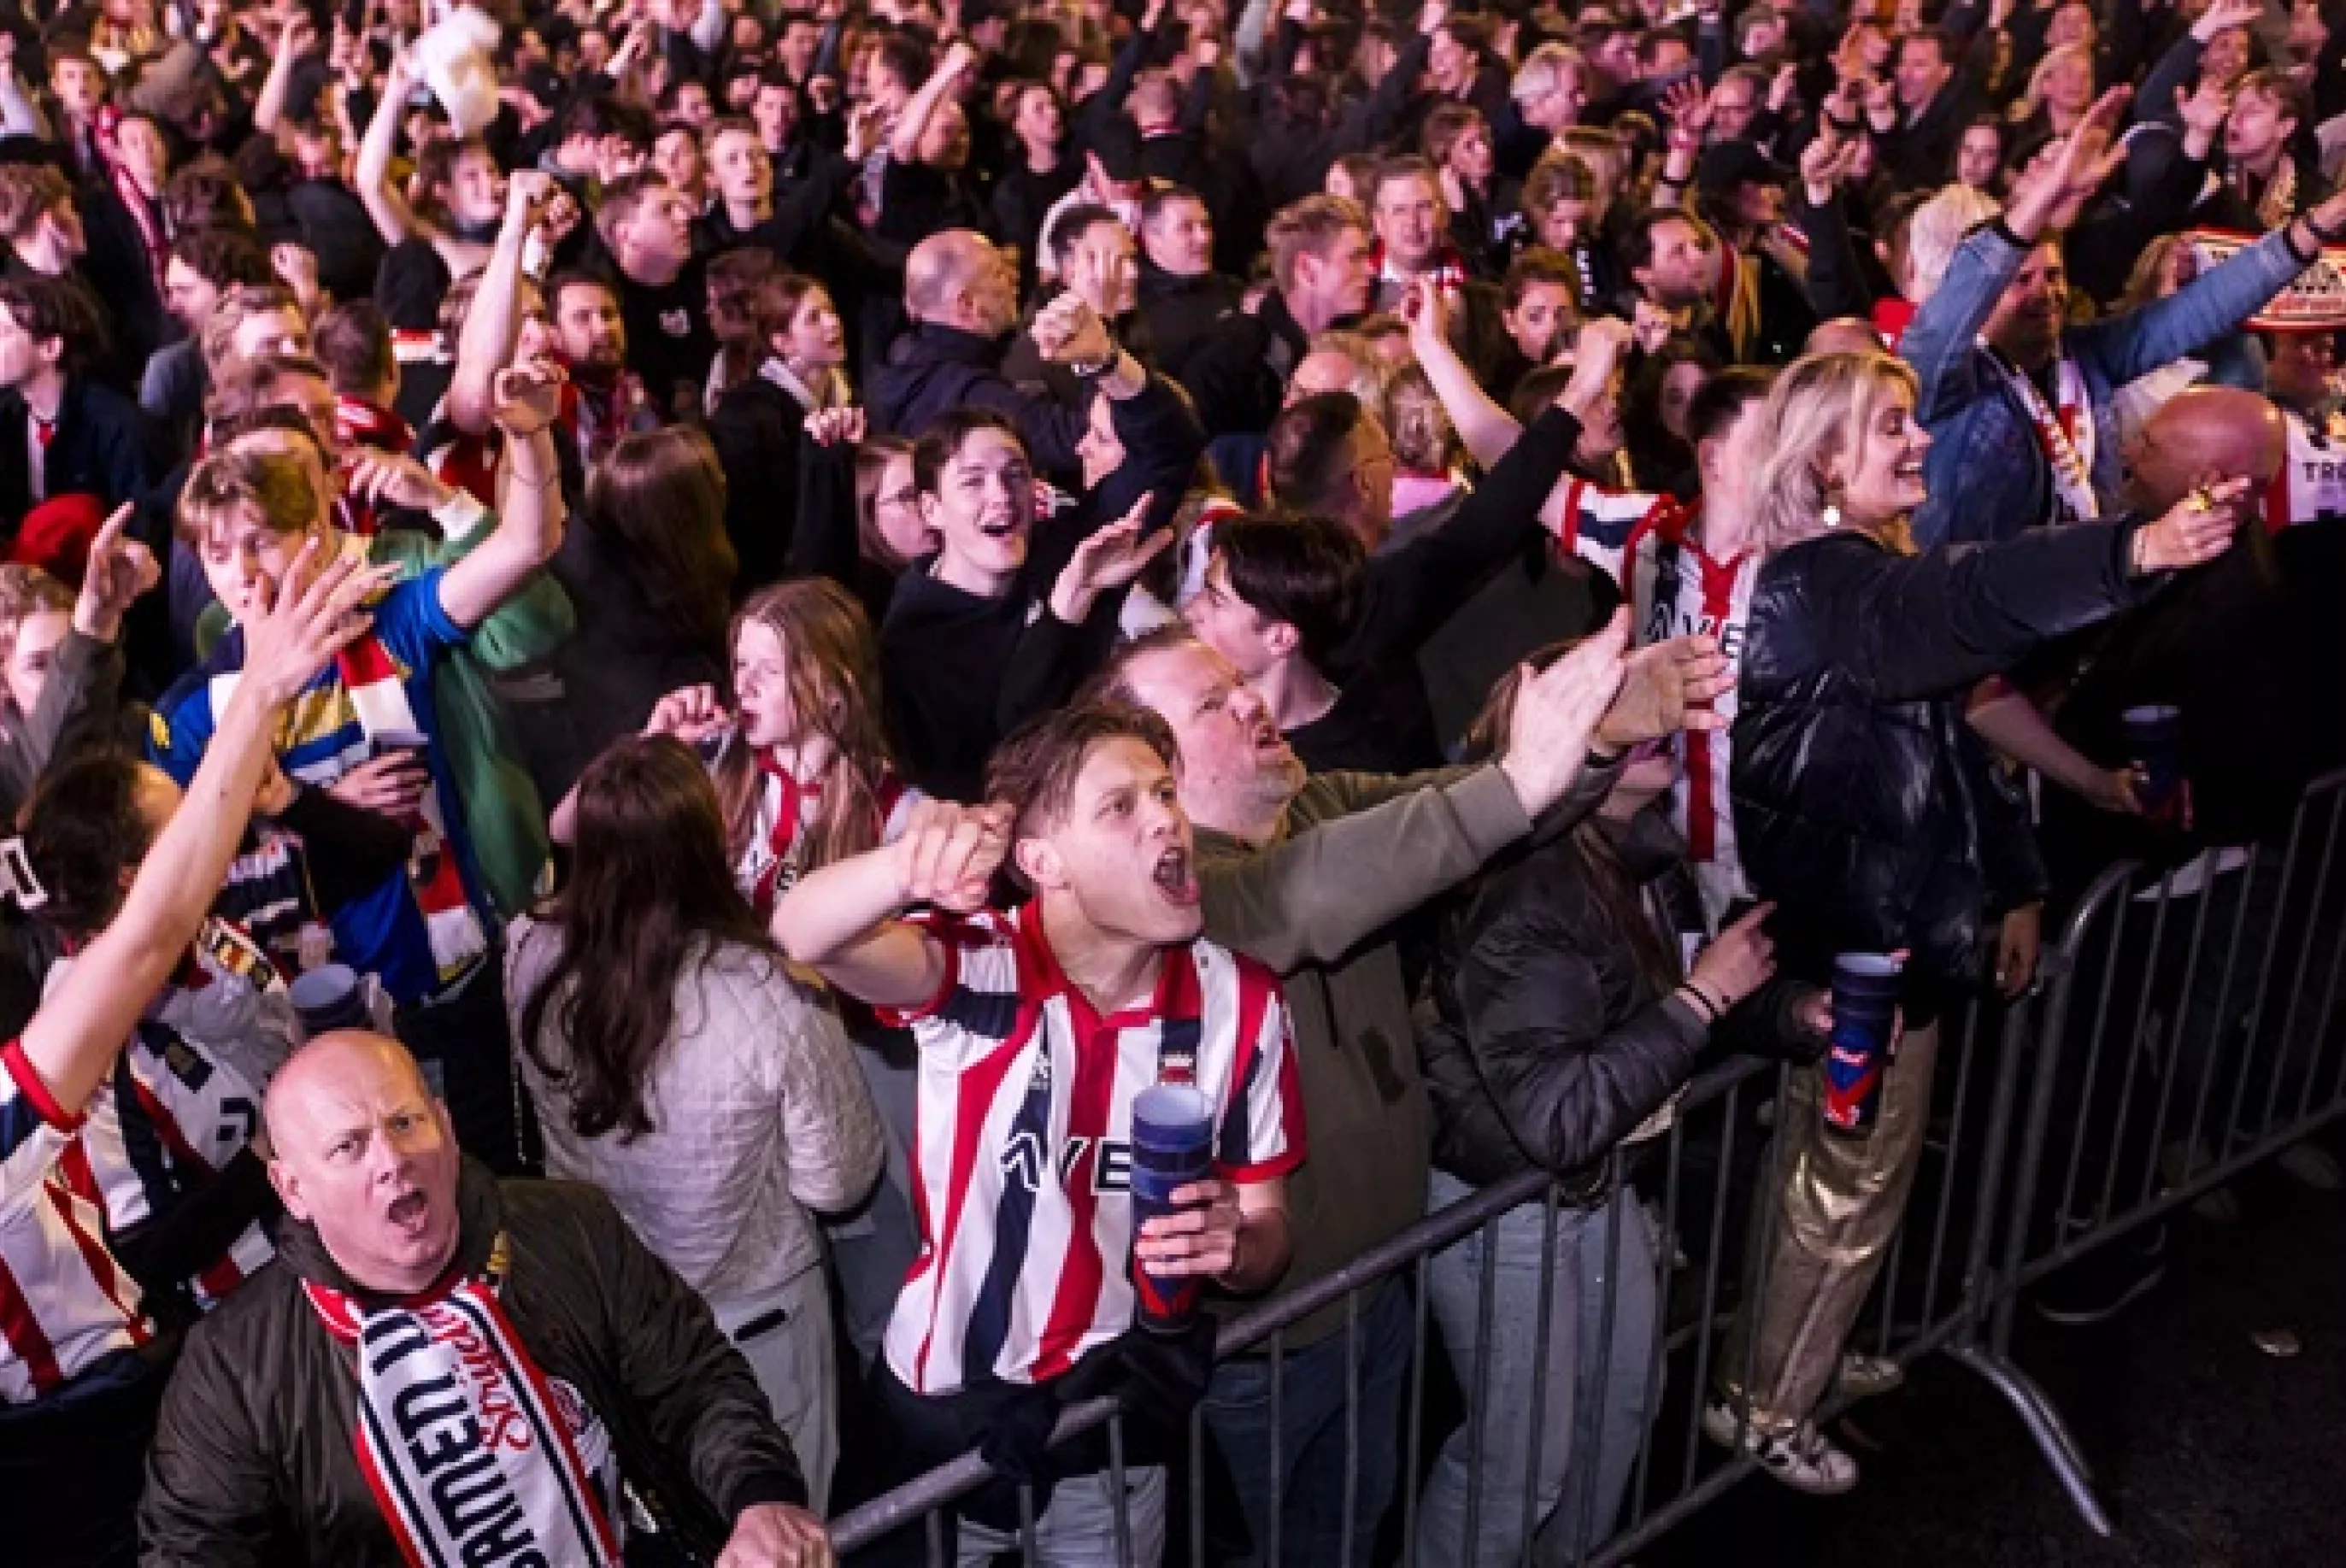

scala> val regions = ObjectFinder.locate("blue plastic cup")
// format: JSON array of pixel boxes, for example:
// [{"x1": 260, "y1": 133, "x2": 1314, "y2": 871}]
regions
[
  {"x1": 1824, "y1": 954, "x2": 1902, "y2": 1134},
  {"x1": 1129, "y1": 1085, "x2": 1214, "y2": 1334},
  {"x1": 2123, "y1": 705, "x2": 2185, "y2": 814}
]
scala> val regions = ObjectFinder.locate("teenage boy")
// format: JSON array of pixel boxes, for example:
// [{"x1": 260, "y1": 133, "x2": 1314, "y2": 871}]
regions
[
  {"x1": 148, "y1": 364, "x2": 567, "y2": 1169},
  {"x1": 0, "y1": 275, "x2": 152, "y2": 530},
  {"x1": 774, "y1": 702, "x2": 1302, "y2": 1563}
]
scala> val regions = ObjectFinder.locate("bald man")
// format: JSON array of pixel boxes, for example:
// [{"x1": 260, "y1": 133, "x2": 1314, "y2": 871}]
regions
[
  {"x1": 869, "y1": 226, "x2": 1151, "y2": 480},
  {"x1": 141, "y1": 1031, "x2": 835, "y2": 1568},
  {"x1": 2121, "y1": 385, "x2": 2286, "y2": 518},
  {"x1": 1803, "y1": 316, "x2": 1884, "y2": 357}
]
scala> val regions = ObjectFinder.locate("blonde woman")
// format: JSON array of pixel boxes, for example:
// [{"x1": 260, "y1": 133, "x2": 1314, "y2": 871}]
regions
[{"x1": 1709, "y1": 350, "x2": 2242, "y2": 1493}]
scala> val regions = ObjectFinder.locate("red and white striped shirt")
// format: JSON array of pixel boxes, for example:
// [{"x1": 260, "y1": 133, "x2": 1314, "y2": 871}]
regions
[
  {"x1": 880, "y1": 904, "x2": 1303, "y2": 1396},
  {"x1": 1, "y1": 1039, "x2": 152, "y2": 1403},
  {"x1": 1554, "y1": 482, "x2": 1760, "y2": 922}
]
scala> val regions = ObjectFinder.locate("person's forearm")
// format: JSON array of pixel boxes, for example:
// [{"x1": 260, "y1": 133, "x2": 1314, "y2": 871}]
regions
[
  {"x1": 439, "y1": 429, "x2": 566, "y2": 629},
  {"x1": 890, "y1": 64, "x2": 960, "y2": 163},
  {"x1": 1967, "y1": 685, "x2": 2112, "y2": 800},
  {"x1": 1417, "y1": 326, "x2": 1521, "y2": 468},
  {"x1": 20, "y1": 628, "x2": 121, "y2": 779},
  {"x1": 353, "y1": 83, "x2": 413, "y2": 244},
  {"x1": 252, "y1": 33, "x2": 298, "y2": 132},
  {"x1": 1220, "y1": 1207, "x2": 1291, "y2": 1293},
  {"x1": 1199, "y1": 766, "x2": 1530, "y2": 971},
  {"x1": 451, "y1": 224, "x2": 530, "y2": 433},
  {"x1": 21, "y1": 687, "x2": 276, "y2": 1114}
]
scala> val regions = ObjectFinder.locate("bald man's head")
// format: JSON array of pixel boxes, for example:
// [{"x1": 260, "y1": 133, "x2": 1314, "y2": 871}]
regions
[
  {"x1": 904, "y1": 228, "x2": 1020, "y2": 337},
  {"x1": 265, "y1": 1031, "x2": 463, "y2": 1294},
  {"x1": 1805, "y1": 316, "x2": 1883, "y2": 357},
  {"x1": 2126, "y1": 386, "x2": 2286, "y2": 514}
]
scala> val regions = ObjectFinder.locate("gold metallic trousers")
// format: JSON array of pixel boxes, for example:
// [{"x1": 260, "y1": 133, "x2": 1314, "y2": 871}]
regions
[{"x1": 1715, "y1": 1021, "x2": 1941, "y2": 1432}]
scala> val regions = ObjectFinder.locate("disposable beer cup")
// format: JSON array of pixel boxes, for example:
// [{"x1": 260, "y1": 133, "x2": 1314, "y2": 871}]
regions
[{"x1": 1128, "y1": 1084, "x2": 1214, "y2": 1334}]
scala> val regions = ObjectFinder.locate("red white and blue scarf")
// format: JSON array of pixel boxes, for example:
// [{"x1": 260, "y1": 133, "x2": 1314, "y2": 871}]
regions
[{"x1": 305, "y1": 1242, "x2": 623, "y2": 1568}]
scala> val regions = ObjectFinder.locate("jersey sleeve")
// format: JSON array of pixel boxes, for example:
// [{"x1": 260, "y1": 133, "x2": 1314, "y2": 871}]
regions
[
  {"x1": 379, "y1": 567, "x2": 470, "y2": 666},
  {"x1": 1214, "y1": 960, "x2": 1306, "y2": 1183},
  {"x1": 3, "y1": 1037, "x2": 79, "y2": 1213},
  {"x1": 874, "y1": 908, "x2": 1026, "y2": 1071}
]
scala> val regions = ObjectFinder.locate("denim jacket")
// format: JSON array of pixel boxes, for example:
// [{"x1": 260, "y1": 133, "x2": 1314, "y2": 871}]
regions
[{"x1": 1902, "y1": 221, "x2": 2309, "y2": 547}]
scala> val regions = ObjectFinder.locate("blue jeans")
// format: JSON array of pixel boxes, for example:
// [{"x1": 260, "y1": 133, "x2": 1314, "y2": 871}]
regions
[
  {"x1": 1202, "y1": 1277, "x2": 1414, "y2": 1568},
  {"x1": 1415, "y1": 1177, "x2": 1659, "y2": 1568}
]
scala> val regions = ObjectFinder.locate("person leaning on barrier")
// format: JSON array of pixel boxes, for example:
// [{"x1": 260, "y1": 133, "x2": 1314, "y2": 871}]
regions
[
  {"x1": 1414, "y1": 641, "x2": 1832, "y2": 1568},
  {"x1": 139, "y1": 1027, "x2": 831, "y2": 1568},
  {"x1": 1093, "y1": 609, "x2": 1728, "y2": 1566},
  {"x1": 1712, "y1": 349, "x2": 2243, "y2": 1496},
  {"x1": 773, "y1": 703, "x2": 1302, "y2": 1567}
]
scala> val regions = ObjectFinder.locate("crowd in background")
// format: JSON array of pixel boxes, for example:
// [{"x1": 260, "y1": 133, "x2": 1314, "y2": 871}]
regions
[{"x1": 1, "y1": 0, "x2": 2343, "y2": 1561}]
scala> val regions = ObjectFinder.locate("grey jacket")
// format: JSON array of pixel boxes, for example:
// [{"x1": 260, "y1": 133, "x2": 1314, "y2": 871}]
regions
[{"x1": 1901, "y1": 221, "x2": 2310, "y2": 548}]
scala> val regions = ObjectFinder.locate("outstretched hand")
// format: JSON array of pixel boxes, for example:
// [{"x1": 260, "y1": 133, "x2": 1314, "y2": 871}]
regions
[{"x1": 1049, "y1": 498, "x2": 1173, "y2": 625}]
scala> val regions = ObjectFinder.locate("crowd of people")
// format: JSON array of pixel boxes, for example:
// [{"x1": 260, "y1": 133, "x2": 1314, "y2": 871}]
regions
[{"x1": 2, "y1": 0, "x2": 2343, "y2": 1561}]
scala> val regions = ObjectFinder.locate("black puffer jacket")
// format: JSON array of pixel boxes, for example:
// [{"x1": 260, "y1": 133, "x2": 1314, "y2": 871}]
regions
[
  {"x1": 1423, "y1": 809, "x2": 1817, "y2": 1189},
  {"x1": 1732, "y1": 521, "x2": 2160, "y2": 984},
  {"x1": 139, "y1": 1160, "x2": 805, "y2": 1566}
]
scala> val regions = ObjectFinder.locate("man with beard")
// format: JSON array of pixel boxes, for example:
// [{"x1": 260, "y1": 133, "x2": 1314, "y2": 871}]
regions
[
  {"x1": 544, "y1": 270, "x2": 658, "y2": 473},
  {"x1": 1902, "y1": 89, "x2": 2346, "y2": 545},
  {"x1": 773, "y1": 705, "x2": 1300, "y2": 1565},
  {"x1": 1092, "y1": 614, "x2": 1720, "y2": 1567},
  {"x1": 140, "y1": 1032, "x2": 832, "y2": 1567}
]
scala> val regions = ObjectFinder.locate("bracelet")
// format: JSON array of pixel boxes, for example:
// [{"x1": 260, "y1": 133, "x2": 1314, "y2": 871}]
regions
[
  {"x1": 1826, "y1": 112, "x2": 1862, "y2": 135},
  {"x1": 1070, "y1": 349, "x2": 1121, "y2": 379},
  {"x1": 1657, "y1": 173, "x2": 1690, "y2": 190},
  {"x1": 2305, "y1": 213, "x2": 2346, "y2": 247},
  {"x1": 1679, "y1": 983, "x2": 1720, "y2": 1025}
]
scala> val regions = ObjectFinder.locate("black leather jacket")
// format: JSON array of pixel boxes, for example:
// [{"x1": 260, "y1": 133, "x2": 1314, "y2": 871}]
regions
[
  {"x1": 140, "y1": 1160, "x2": 806, "y2": 1565},
  {"x1": 1423, "y1": 810, "x2": 1817, "y2": 1189},
  {"x1": 1732, "y1": 521, "x2": 2158, "y2": 984}
]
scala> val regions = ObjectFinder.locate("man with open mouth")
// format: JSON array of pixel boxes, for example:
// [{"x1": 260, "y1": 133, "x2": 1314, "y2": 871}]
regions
[{"x1": 774, "y1": 701, "x2": 1303, "y2": 1565}]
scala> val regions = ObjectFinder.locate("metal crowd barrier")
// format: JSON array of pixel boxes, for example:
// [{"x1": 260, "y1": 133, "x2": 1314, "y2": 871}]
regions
[{"x1": 826, "y1": 772, "x2": 2346, "y2": 1565}]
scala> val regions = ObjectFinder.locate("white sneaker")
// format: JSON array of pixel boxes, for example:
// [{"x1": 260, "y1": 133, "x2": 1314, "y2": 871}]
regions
[
  {"x1": 1702, "y1": 1402, "x2": 1861, "y2": 1495},
  {"x1": 1836, "y1": 1352, "x2": 1905, "y2": 1401}
]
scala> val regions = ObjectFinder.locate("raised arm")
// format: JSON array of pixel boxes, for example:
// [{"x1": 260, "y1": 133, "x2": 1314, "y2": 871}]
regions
[
  {"x1": 771, "y1": 799, "x2": 1010, "y2": 1007},
  {"x1": 17, "y1": 547, "x2": 379, "y2": 1118},
  {"x1": 251, "y1": 11, "x2": 316, "y2": 134},
  {"x1": 450, "y1": 172, "x2": 553, "y2": 436},
  {"x1": 437, "y1": 367, "x2": 568, "y2": 631},
  {"x1": 1831, "y1": 496, "x2": 2236, "y2": 704},
  {"x1": 353, "y1": 51, "x2": 430, "y2": 248},
  {"x1": 891, "y1": 40, "x2": 979, "y2": 165},
  {"x1": 1202, "y1": 620, "x2": 1629, "y2": 969},
  {"x1": 1404, "y1": 277, "x2": 1521, "y2": 469}
]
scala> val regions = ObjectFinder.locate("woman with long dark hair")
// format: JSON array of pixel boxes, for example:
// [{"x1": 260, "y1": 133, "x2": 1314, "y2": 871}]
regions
[
  {"x1": 1710, "y1": 349, "x2": 2241, "y2": 1493},
  {"x1": 535, "y1": 426, "x2": 738, "y2": 797},
  {"x1": 508, "y1": 734, "x2": 884, "y2": 1512}
]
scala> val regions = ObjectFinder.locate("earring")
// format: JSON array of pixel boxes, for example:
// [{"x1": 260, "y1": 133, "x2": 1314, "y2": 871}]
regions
[{"x1": 1821, "y1": 484, "x2": 1844, "y2": 529}]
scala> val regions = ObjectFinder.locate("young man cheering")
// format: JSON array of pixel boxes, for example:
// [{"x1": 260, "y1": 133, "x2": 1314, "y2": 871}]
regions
[{"x1": 774, "y1": 702, "x2": 1302, "y2": 1564}]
